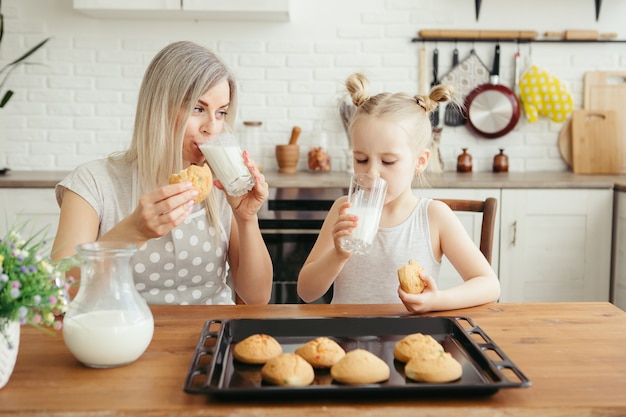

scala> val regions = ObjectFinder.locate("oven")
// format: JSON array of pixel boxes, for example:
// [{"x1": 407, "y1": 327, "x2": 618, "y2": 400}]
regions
[{"x1": 258, "y1": 187, "x2": 346, "y2": 304}]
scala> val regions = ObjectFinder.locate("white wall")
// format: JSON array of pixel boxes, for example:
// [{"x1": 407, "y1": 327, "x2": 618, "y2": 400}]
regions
[{"x1": 2, "y1": 0, "x2": 625, "y2": 173}]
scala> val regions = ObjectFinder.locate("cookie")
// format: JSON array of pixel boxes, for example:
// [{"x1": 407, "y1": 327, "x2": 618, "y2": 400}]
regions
[
  {"x1": 330, "y1": 349, "x2": 390, "y2": 385},
  {"x1": 404, "y1": 351, "x2": 463, "y2": 383},
  {"x1": 232, "y1": 334, "x2": 282, "y2": 365},
  {"x1": 393, "y1": 333, "x2": 443, "y2": 363},
  {"x1": 397, "y1": 259, "x2": 426, "y2": 294},
  {"x1": 261, "y1": 353, "x2": 315, "y2": 386},
  {"x1": 168, "y1": 164, "x2": 213, "y2": 204},
  {"x1": 295, "y1": 337, "x2": 346, "y2": 368}
]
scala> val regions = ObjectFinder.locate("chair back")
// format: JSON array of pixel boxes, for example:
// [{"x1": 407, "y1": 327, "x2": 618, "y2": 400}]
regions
[{"x1": 435, "y1": 198, "x2": 497, "y2": 264}]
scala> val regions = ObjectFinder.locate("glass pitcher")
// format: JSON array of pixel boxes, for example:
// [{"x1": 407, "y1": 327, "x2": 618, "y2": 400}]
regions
[{"x1": 62, "y1": 241, "x2": 154, "y2": 368}]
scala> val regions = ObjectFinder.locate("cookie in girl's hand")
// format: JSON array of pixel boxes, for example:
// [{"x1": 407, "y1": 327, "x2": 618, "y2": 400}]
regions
[{"x1": 397, "y1": 259, "x2": 426, "y2": 294}]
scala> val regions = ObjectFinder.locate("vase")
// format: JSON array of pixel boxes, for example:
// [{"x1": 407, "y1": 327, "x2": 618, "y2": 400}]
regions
[{"x1": 0, "y1": 319, "x2": 20, "y2": 389}]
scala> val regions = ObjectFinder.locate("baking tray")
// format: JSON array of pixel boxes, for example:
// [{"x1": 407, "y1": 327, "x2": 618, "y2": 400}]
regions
[{"x1": 183, "y1": 316, "x2": 531, "y2": 399}]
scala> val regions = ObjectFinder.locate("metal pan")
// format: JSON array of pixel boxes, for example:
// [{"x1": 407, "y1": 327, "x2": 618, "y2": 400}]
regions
[
  {"x1": 464, "y1": 44, "x2": 520, "y2": 139},
  {"x1": 183, "y1": 316, "x2": 531, "y2": 399}
]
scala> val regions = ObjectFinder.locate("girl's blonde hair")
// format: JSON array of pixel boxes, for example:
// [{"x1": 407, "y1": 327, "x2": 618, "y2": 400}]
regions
[
  {"x1": 345, "y1": 72, "x2": 455, "y2": 154},
  {"x1": 109, "y1": 41, "x2": 238, "y2": 233}
]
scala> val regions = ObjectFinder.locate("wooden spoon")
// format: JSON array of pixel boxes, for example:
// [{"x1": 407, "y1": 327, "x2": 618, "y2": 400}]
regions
[{"x1": 288, "y1": 126, "x2": 302, "y2": 145}]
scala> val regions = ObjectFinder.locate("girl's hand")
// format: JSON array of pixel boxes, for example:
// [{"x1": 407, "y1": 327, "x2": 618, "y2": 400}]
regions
[
  {"x1": 130, "y1": 182, "x2": 197, "y2": 240},
  {"x1": 398, "y1": 272, "x2": 439, "y2": 313},
  {"x1": 215, "y1": 150, "x2": 268, "y2": 221},
  {"x1": 331, "y1": 201, "x2": 357, "y2": 258}
]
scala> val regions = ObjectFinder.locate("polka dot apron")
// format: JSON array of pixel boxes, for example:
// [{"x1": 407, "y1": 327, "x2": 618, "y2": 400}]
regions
[{"x1": 132, "y1": 204, "x2": 234, "y2": 305}]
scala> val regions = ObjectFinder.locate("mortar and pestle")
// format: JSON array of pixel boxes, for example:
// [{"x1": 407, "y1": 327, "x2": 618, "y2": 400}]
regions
[{"x1": 275, "y1": 126, "x2": 301, "y2": 174}]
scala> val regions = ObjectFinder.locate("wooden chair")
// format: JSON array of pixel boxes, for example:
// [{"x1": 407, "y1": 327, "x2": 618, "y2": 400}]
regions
[{"x1": 436, "y1": 198, "x2": 498, "y2": 265}]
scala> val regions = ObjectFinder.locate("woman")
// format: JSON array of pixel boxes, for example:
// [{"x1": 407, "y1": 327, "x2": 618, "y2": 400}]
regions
[{"x1": 52, "y1": 41, "x2": 272, "y2": 305}]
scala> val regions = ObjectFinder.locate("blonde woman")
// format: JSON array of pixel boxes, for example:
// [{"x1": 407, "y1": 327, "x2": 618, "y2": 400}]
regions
[
  {"x1": 298, "y1": 73, "x2": 500, "y2": 312},
  {"x1": 52, "y1": 41, "x2": 272, "y2": 305}
]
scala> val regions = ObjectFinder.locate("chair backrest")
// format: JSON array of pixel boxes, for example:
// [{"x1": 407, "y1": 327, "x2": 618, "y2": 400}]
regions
[{"x1": 435, "y1": 198, "x2": 498, "y2": 265}]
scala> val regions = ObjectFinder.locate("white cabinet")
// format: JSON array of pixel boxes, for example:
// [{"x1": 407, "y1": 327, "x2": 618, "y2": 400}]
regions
[
  {"x1": 73, "y1": 0, "x2": 291, "y2": 21},
  {"x1": 612, "y1": 191, "x2": 626, "y2": 310},
  {"x1": 412, "y1": 188, "x2": 501, "y2": 291},
  {"x1": 0, "y1": 189, "x2": 60, "y2": 252},
  {"x1": 499, "y1": 189, "x2": 613, "y2": 302}
]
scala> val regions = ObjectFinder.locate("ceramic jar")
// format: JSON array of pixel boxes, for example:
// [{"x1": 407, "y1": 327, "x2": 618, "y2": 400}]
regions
[
  {"x1": 493, "y1": 148, "x2": 509, "y2": 173},
  {"x1": 457, "y1": 148, "x2": 473, "y2": 173}
]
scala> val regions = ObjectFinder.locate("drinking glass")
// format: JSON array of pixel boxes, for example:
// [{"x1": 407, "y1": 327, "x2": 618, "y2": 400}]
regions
[
  {"x1": 340, "y1": 173, "x2": 387, "y2": 254},
  {"x1": 199, "y1": 132, "x2": 255, "y2": 197}
]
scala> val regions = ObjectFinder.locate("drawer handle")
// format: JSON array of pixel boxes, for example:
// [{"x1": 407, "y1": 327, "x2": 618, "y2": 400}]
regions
[{"x1": 511, "y1": 221, "x2": 517, "y2": 246}]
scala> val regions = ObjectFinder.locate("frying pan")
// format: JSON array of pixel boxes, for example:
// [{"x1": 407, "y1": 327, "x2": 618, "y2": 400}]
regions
[{"x1": 464, "y1": 45, "x2": 520, "y2": 139}]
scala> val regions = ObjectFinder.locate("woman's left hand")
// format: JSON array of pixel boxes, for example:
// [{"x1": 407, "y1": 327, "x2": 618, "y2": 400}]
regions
[{"x1": 214, "y1": 150, "x2": 268, "y2": 220}]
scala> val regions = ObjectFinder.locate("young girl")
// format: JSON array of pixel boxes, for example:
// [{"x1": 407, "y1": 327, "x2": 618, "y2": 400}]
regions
[
  {"x1": 52, "y1": 41, "x2": 273, "y2": 306},
  {"x1": 297, "y1": 73, "x2": 500, "y2": 312}
]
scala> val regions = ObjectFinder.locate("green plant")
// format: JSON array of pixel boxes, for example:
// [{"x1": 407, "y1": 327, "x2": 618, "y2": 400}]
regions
[
  {"x1": 0, "y1": 0, "x2": 50, "y2": 108},
  {"x1": 0, "y1": 219, "x2": 76, "y2": 348}
]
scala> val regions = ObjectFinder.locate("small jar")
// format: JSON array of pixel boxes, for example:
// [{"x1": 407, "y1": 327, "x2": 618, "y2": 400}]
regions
[
  {"x1": 457, "y1": 148, "x2": 472, "y2": 173},
  {"x1": 493, "y1": 148, "x2": 509, "y2": 173},
  {"x1": 308, "y1": 127, "x2": 331, "y2": 172},
  {"x1": 241, "y1": 121, "x2": 263, "y2": 172}
]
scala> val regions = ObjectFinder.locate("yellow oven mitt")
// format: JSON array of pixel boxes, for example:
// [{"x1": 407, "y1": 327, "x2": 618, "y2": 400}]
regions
[{"x1": 519, "y1": 65, "x2": 573, "y2": 123}]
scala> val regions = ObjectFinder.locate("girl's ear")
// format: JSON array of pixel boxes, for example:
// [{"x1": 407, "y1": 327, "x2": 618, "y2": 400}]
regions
[{"x1": 414, "y1": 149, "x2": 431, "y2": 175}]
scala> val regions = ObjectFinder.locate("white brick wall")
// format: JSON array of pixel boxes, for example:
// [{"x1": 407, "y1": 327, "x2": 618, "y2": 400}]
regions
[{"x1": 1, "y1": 0, "x2": 625, "y2": 173}]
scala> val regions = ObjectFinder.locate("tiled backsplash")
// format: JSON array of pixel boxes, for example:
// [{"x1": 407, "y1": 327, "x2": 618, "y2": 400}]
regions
[{"x1": 2, "y1": 0, "x2": 625, "y2": 172}]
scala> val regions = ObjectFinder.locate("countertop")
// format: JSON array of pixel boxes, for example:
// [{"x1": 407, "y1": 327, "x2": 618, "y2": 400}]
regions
[
  {"x1": 1, "y1": 302, "x2": 625, "y2": 416},
  {"x1": 2, "y1": 169, "x2": 626, "y2": 190}
]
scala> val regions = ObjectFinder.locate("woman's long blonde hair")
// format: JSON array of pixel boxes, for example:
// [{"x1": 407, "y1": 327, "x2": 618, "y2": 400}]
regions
[{"x1": 110, "y1": 41, "x2": 238, "y2": 232}]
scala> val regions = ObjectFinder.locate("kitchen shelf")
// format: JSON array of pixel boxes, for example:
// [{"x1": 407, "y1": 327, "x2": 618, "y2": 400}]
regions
[
  {"x1": 474, "y1": 0, "x2": 604, "y2": 22},
  {"x1": 411, "y1": 38, "x2": 626, "y2": 44}
]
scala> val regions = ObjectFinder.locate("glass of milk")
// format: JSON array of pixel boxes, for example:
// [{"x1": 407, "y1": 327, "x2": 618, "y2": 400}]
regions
[
  {"x1": 63, "y1": 242, "x2": 154, "y2": 368},
  {"x1": 340, "y1": 173, "x2": 387, "y2": 254},
  {"x1": 199, "y1": 132, "x2": 255, "y2": 197}
]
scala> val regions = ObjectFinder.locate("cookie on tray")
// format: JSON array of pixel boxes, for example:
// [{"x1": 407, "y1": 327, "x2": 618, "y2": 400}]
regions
[
  {"x1": 393, "y1": 333, "x2": 443, "y2": 363},
  {"x1": 397, "y1": 259, "x2": 426, "y2": 294},
  {"x1": 404, "y1": 351, "x2": 463, "y2": 383},
  {"x1": 261, "y1": 353, "x2": 315, "y2": 386},
  {"x1": 330, "y1": 349, "x2": 390, "y2": 385},
  {"x1": 168, "y1": 163, "x2": 213, "y2": 204},
  {"x1": 295, "y1": 336, "x2": 346, "y2": 368},
  {"x1": 232, "y1": 333, "x2": 282, "y2": 365}
]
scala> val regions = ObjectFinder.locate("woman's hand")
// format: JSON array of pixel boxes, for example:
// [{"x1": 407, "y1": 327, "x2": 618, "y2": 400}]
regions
[
  {"x1": 127, "y1": 182, "x2": 197, "y2": 241},
  {"x1": 398, "y1": 272, "x2": 440, "y2": 313},
  {"x1": 215, "y1": 150, "x2": 268, "y2": 221}
]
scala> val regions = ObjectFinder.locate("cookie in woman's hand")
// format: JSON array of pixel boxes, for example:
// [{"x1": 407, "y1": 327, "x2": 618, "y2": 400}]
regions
[
  {"x1": 168, "y1": 164, "x2": 213, "y2": 204},
  {"x1": 397, "y1": 259, "x2": 426, "y2": 294}
]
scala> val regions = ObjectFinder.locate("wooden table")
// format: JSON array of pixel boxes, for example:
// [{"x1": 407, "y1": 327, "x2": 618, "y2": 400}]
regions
[{"x1": 1, "y1": 302, "x2": 625, "y2": 416}]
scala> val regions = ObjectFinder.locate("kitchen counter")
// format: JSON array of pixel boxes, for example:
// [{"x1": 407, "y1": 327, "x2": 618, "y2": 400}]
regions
[
  {"x1": 1, "y1": 302, "x2": 625, "y2": 416},
  {"x1": 2, "y1": 169, "x2": 626, "y2": 189}
]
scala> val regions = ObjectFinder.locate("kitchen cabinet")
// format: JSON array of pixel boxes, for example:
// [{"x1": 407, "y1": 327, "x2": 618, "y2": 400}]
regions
[
  {"x1": 612, "y1": 190, "x2": 626, "y2": 310},
  {"x1": 412, "y1": 188, "x2": 501, "y2": 291},
  {"x1": 499, "y1": 189, "x2": 613, "y2": 302},
  {"x1": 72, "y1": 0, "x2": 291, "y2": 21},
  {"x1": 0, "y1": 189, "x2": 60, "y2": 251}
]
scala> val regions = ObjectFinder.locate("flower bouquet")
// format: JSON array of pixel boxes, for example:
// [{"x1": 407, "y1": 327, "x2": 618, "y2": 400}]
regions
[{"x1": 0, "y1": 219, "x2": 75, "y2": 348}]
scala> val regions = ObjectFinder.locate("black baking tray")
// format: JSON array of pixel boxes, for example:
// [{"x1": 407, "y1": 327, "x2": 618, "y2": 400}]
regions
[{"x1": 183, "y1": 316, "x2": 531, "y2": 399}]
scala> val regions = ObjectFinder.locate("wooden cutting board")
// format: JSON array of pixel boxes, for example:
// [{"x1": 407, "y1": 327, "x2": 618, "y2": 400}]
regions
[
  {"x1": 583, "y1": 71, "x2": 626, "y2": 173},
  {"x1": 571, "y1": 109, "x2": 620, "y2": 174}
]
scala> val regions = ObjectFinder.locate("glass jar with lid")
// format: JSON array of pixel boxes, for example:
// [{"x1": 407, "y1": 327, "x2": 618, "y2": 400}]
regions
[{"x1": 241, "y1": 121, "x2": 263, "y2": 172}]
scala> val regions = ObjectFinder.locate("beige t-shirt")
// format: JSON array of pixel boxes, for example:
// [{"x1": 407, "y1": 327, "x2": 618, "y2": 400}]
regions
[{"x1": 56, "y1": 158, "x2": 234, "y2": 305}]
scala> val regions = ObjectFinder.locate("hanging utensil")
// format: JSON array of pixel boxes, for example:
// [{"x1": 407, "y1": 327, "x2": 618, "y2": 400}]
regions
[
  {"x1": 429, "y1": 47, "x2": 440, "y2": 127},
  {"x1": 464, "y1": 44, "x2": 521, "y2": 139},
  {"x1": 444, "y1": 47, "x2": 465, "y2": 126}
]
